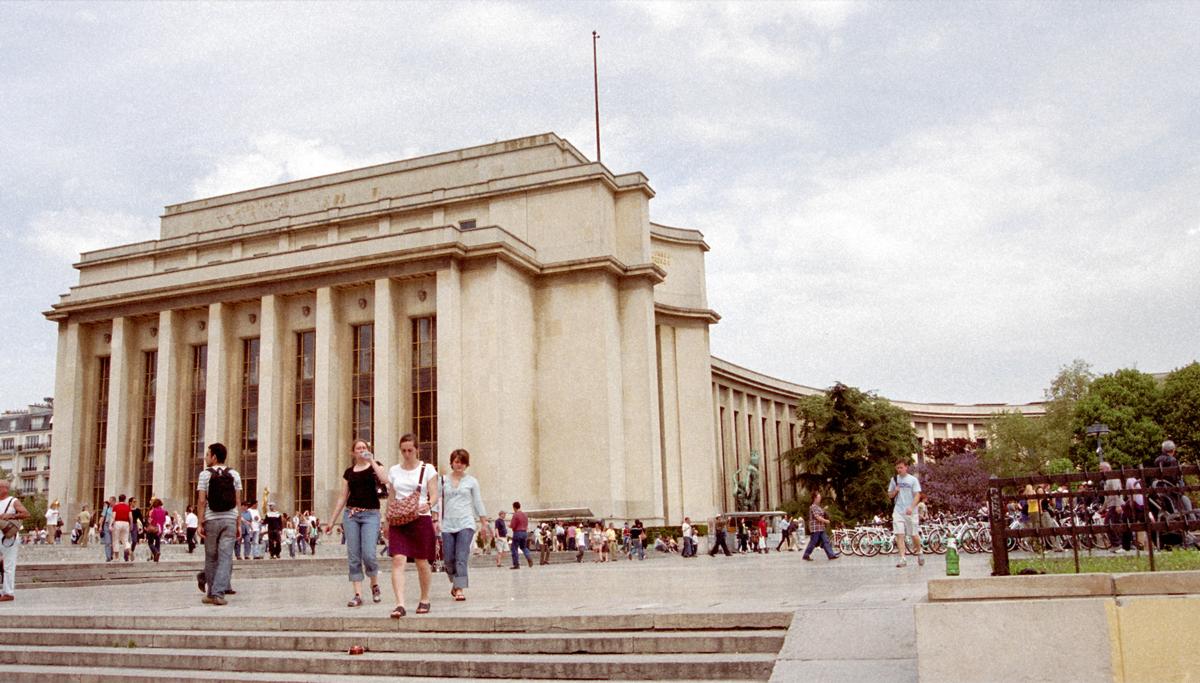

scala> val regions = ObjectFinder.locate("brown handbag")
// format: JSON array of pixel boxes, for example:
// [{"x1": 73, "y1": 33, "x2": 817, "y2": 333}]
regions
[{"x1": 386, "y1": 463, "x2": 427, "y2": 527}]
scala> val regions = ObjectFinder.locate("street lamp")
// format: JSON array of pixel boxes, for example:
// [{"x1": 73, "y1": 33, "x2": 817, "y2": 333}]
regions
[{"x1": 1086, "y1": 423, "x2": 1110, "y2": 468}]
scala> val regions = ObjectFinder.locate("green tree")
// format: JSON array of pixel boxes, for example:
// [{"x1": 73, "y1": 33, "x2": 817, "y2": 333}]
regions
[
  {"x1": 1042, "y1": 359, "x2": 1094, "y2": 457},
  {"x1": 784, "y1": 383, "x2": 918, "y2": 523},
  {"x1": 21, "y1": 493, "x2": 46, "y2": 531},
  {"x1": 984, "y1": 410, "x2": 1056, "y2": 477},
  {"x1": 1160, "y1": 362, "x2": 1200, "y2": 463},
  {"x1": 1072, "y1": 368, "x2": 1163, "y2": 468}
]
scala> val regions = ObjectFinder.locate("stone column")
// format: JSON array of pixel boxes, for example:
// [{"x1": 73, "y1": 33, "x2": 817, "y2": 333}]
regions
[
  {"x1": 435, "y1": 261, "x2": 463, "y2": 468},
  {"x1": 619, "y1": 282, "x2": 664, "y2": 521},
  {"x1": 712, "y1": 382, "x2": 724, "y2": 513},
  {"x1": 104, "y1": 317, "x2": 136, "y2": 497},
  {"x1": 152, "y1": 310, "x2": 184, "y2": 510},
  {"x1": 203, "y1": 303, "x2": 233, "y2": 449},
  {"x1": 48, "y1": 321, "x2": 86, "y2": 518},
  {"x1": 373, "y1": 278, "x2": 401, "y2": 465},
  {"x1": 767, "y1": 399, "x2": 779, "y2": 510},
  {"x1": 656, "y1": 325, "x2": 683, "y2": 523},
  {"x1": 314, "y1": 286, "x2": 347, "y2": 516},
  {"x1": 257, "y1": 295, "x2": 287, "y2": 510}
]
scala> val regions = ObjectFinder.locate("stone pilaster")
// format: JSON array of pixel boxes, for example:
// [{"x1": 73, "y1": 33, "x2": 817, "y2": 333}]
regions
[
  {"x1": 257, "y1": 295, "x2": 287, "y2": 510},
  {"x1": 314, "y1": 286, "x2": 346, "y2": 516},
  {"x1": 435, "y1": 261, "x2": 463, "y2": 468},
  {"x1": 373, "y1": 278, "x2": 402, "y2": 465},
  {"x1": 104, "y1": 317, "x2": 135, "y2": 497},
  {"x1": 152, "y1": 309, "x2": 184, "y2": 510},
  {"x1": 48, "y1": 321, "x2": 86, "y2": 519}
]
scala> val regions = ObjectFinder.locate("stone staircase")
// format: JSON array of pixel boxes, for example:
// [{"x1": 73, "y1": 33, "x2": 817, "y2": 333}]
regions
[{"x1": 0, "y1": 612, "x2": 788, "y2": 681}]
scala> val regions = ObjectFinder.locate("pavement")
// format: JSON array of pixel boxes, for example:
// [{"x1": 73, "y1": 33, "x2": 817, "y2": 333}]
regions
[{"x1": 6, "y1": 544, "x2": 998, "y2": 682}]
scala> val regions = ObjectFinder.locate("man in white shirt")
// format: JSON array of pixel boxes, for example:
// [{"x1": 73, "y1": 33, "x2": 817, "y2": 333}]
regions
[
  {"x1": 185, "y1": 507, "x2": 199, "y2": 553},
  {"x1": 888, "y1": 460, "x2": 924, "y2": 568},
  {"x1": 681, "y1": 518, "x2": 694, "y2": 557}
]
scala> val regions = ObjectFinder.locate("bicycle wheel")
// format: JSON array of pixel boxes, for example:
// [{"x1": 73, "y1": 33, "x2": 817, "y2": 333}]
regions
[
  {"x1": 840, "y1": 532, "x2": 856, "y2": 556},
  {"x1": 857, "y1": 531, "x2": 880, "y2": 557},
  {"x1": 976, "y1": 528, "x2": 992, "y2": 553},
  {"x1": 959, "y1": 529, "x2": 978, "y2": 554},
  {"x1": 925, "y1": 529, "x2": 946, "y2": 554}
]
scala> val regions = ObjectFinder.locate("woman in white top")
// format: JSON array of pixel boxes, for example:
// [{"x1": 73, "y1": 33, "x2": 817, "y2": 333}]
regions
[
  {"x1": 436, "y1": 448, "x2": 488, "y2": 601},
  {"x1": 385, "y1": 433, "x2": 440, "y2": 618}
]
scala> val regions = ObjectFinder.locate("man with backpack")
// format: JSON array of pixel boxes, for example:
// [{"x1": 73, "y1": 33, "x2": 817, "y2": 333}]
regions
[{"x1": 196, "y1": 442, "x2": 241, "y2": 605}]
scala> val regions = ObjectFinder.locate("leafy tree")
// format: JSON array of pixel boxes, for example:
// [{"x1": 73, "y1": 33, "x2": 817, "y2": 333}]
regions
[
  {"x1": 915, "y1": 440, "x2": 989, "y2": 515},
  {"x1": 20, "y1": 493, "x2": 46, "y2": 531},
  {"x1": 984, "y1": 410, "x2": 1057, "y2": 477},
  {"x1": 1042, "y1": 359, "x2": 1094, "y2": 457},
  {"x1": 1160, "y1": 362, "x2": 1200, "y2": 463},
  {"x1": 1072, "y1": 368, "x2": 1163, "y2": 468},
  {"x1": 784, "y1": 383, "x2": 918, "y2": 523}
]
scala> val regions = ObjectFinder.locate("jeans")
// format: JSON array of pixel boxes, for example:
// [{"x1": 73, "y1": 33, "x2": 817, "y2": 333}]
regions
[
  {"x1": 442, "y1": 528, "x2": 475, "y2": 589},
  {"x1": 628, "y1": 538, "x2": 645, "y2": 560},
  {"x1": 146, "y1": 531, "x2": 161, "y2": 559},
  {"x1": 0, "y1": 536, "x2": 17, "y2": 595},
  {"x1": 101, "y1": 527, "x2": 113, "y2": 561},
  {"x1": 203, "y1": 517, "x2": 237, "y2": 598},
  {"x1": 681, "y1": 536, "x2": 695, "y2": 557},
  {"x1": 343, "y1": 509, "x2": 381, "y2": 582},
  {"x1": 510, "y1": 530, "x2": 531, "y2": 567},
  {"x1": 803, "y1": 531, "x2": 837, "y2": 559},
  {"x1": 241, "y1": 529, "x2": 257, "y2": 559}
]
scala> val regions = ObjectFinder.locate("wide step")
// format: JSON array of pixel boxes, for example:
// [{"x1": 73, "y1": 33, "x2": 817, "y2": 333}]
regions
[{"x1": 0, "y1": 645, "x2": 778, "y2": 680}]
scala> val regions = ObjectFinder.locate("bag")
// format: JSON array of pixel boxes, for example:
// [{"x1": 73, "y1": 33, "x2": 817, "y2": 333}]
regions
[
  {"x1": 207, "y1": 467, "x2": 237, "y2": 512},
  {"x1": 386, "y1": 464, "x2": 427, "y2": 527},
  {"x1": 145, "y1": 523, "x2": 161, "y2": 536},
  {"x1": 374, "y1": 461, "x2": 389, "y2": 499},
  {"x1": 0, "y1": 499, "x2": 19, "y2": 541}
]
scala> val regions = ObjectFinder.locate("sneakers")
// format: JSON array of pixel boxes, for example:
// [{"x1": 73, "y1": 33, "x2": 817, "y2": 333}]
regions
[
  {"x1": 347, "y1": 595, "x2": 363, "y2": 608},
  {"x1": 371, "y1": 584, "x2": 382, "y2": 603},
  {"x1": 201, "y1": 595, "x2": 227, "y2": 606},
  {"x1": 917, "y1": 555, "x2": 925, "y2": 567},
  {"x1": 802, "y1": 556, "x2": 813, "y2": 561},
  {"x1": 829, "y1": 554, "x2": 840, "y2": 561},
  {"x1": 896, "y1": 560, "x2": 908, "y2": 568},
  {"x1": 0, "y1": 594, "x2": 14, "y2": 602}
]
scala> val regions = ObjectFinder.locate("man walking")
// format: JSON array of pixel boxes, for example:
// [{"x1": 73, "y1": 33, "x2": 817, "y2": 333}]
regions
[
  {"x1": 197, "y1": 442, "x2": 241, "y2": 605},
  {"x1": 708, "y1": 515, "x2": 732, "y2": 556},
  {"x1": 98, "y1": 497, "x2": 115, "y2": 562},
  {"x1": 509, "y1": 502, "x2": 532, "y2": 569},
  {"x1": 0, "y1": 479, "x2": 30, "y2": 602},
  {"x1": 801, "y1": 491, "x2": 839, "y2": 561},
  {"x1": 888, "y1": 459, "x2": 924, "y2": 568},
  {"x1": 76, "y1": 505, "x2": 91, "y2": 547},
  {"x1": 1100, "y1": 462, "x2": 1132, "y2": 554},
  {"x1": 681, "y1": 517, "x2": 694, "y2": 557}
]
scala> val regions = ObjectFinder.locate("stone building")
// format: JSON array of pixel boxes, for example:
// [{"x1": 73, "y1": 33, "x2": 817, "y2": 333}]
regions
[
  {"x1": 46, "y1": 132, "x2": 1041, "y2": 523},
  {"x1": 46, "y1": 134, "x2": 719, "y2": 523},
  {"x1": 0, "y1": 402, "x2": 54, "y2": 496}
]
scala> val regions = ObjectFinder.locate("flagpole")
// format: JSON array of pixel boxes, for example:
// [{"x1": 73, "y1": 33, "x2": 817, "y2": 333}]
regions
[{"x1": 592, "y1": 30, "x2": 601, "y2": 164}]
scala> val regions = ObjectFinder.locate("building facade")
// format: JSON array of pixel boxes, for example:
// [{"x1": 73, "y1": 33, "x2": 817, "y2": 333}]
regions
[
  {"x1": 46, "y1": 134, "x2": 719, "y2": 524},
  {"x1": 0, "y1": 403, "x2": 54, "y2": 496},
  {"x1": 46, "y1": 132, "x2": 1043, "y2": 523}
]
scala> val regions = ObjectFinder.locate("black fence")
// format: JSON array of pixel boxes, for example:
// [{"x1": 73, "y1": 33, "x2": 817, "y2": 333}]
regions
[{"x1": 988, "y1": 465, "x2": 1200, "y2": 576}]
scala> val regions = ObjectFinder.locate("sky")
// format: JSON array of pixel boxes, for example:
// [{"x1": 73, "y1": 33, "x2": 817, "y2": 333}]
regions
[{"x1": 1, "y1": 1, "x2": 1198, "y2": 411}]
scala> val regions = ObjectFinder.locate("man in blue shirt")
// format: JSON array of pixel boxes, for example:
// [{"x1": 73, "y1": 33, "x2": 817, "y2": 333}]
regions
[{"x1": 887, "y1": 460, "x2": 924, "y2": 568}]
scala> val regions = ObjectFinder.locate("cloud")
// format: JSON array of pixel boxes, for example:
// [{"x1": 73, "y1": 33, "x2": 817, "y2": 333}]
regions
[
  {"x1": 191, "y1": 132, "x2": 398, "y2": 199},
  {"x1": 25, "y1": 209, "x2": 157, "y2": 261}
]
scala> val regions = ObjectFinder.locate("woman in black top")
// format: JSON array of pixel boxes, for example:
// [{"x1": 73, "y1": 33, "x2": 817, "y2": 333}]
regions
[{"x1": 325, "y1": 439, "x2": 389, "y2": 607}]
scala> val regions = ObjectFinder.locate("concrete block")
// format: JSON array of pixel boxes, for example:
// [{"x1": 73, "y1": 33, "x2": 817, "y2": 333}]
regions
[
  {"x1": 915, "y1": 598, "x2": 1119, "y2": 683},
  {"x1": 927, "y1": 573, "x2": 1114, "y2": 601},
  {"x1": 778, "y1": 605, "x2": 915, "y2": 661},
  {"x1": 1114, "y1": 595, "x2": 1200, "y2": 683},
  {"x1": 1112, "y1": 569, "x2": 1200, "y2": 596}
]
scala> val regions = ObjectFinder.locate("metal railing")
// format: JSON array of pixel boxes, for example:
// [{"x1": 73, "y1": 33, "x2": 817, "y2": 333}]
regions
[{"x1": 988, "y1": 465, "x2": 1200, "y2": 575}]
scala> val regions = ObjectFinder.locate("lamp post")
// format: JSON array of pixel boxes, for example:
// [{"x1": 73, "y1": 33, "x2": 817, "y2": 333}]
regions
[{"x1": 1085, "y1": 423, "x2": 1110, "y2": 468}]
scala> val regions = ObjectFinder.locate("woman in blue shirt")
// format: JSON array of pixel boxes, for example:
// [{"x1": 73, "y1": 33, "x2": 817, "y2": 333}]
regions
[{"x1": 437, "y1": 448, "x2": 488, "y2": 601}]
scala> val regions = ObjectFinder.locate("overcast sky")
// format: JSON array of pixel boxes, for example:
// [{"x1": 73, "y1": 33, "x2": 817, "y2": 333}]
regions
[{"x1": 1, "y1": 1, "x2": 1197, "y2": 412}]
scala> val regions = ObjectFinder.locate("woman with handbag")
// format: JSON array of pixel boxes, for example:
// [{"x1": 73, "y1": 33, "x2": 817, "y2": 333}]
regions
[
  {"x1": 145, "y1": 498, "x2": 167, "y2": 562},
  {"x1": 385, "y1": 433, "x2": 440, "y2": 617},
  {"x1": 436, "y1": 448, "x2": 488, "y2": 602},
  {"x1": 324, "y1": 439, "x2": 388, "y2": 607}
]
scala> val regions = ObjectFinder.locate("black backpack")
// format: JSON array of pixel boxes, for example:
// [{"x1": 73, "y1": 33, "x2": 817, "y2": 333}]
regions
[{"x1": 207, "y1": 467, "x2": 237, "y2": 512}]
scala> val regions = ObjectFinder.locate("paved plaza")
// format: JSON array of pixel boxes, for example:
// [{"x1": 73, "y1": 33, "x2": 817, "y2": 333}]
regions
[{"x1": 6, "y1": 545, "x2": 998, "y2": 681}]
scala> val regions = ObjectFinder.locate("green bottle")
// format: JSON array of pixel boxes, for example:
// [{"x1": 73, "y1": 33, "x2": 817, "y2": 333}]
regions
[{"x1": 945, "y1": 537, "x2": 960, "y2": 576}]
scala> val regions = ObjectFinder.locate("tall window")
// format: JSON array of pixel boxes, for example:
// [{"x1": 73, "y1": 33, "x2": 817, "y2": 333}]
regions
[
  {"x1": 138, "y1": 351, "x2": 157, "y2": 505},
  {"x1": 775, "y1": 420, "x2": 785, "y2": 505},
  {"x1": 93, "y1": 357, "x2": 110, "y2": 511},
  {"x1": 240, "y1": 338, "x2": 260, "y2": 502},
  {"x1": 411, "y1": 316, "x2": 437, "y2": 466},
  {"x1": 294, "y1": 331, "x2": 315, "y2": 513},
  {"x1": 352, "y1": 324, "x2": 374, "y2": 443},
  {"x1": 187, "y1": 345, "x2": 207, "y2": 502}
]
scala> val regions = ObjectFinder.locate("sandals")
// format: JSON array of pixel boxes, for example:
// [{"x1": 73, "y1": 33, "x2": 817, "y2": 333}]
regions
[
  {"x1": 348, "y1": 595, "x2": 363, "y2": 607},
  {"x1": 416, "y1": 602, "x2": 431, "y2": 614},
  {"x1": 390, "y1": 605, "x2": 406, "y2": 618},
  {"x1": 371, "y1": 584, "x2": 382, "y2": 603},
  {"x1": 452, "y1": 588, "x2": 465, "y2": 601}
]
